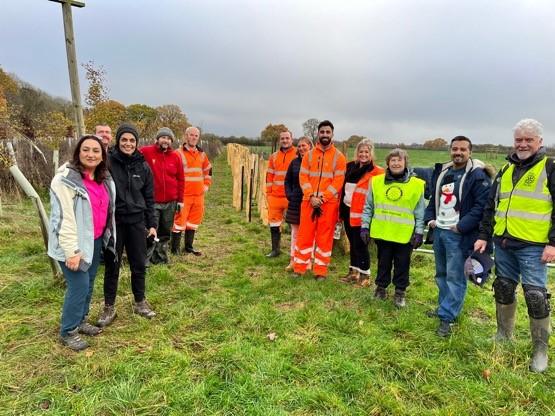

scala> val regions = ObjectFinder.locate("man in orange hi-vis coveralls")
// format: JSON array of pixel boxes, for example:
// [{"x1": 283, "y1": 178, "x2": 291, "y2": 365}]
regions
[
  {"x1": 294, "y1": 120, "x2": 347, "y2": 280},
  {"x1": 171, "y1": 126, "x2": 212, "y2": 256},
  {"x1": 265, "y1": 130, "x2": 296, "y2": 257}
]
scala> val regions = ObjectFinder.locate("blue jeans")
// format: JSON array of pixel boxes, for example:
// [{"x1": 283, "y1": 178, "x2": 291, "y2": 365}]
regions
[
  {"x1": 494, "y1": 244, "x2": 547, "y2": 287},
  {"x1": 433, "y1": 228, "x2": 467, "y2": 322},
  {"x1": 59, "y1": 238, "x2": 102, "y2": 336}
]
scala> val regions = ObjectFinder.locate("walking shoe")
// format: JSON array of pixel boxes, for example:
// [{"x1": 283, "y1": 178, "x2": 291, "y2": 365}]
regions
[
  {"x1": 393, "y1": 289, "x2": 406, "y2": 308},
  {"x1": 97, "y1": 305, "x2": 117, "y2": 328},
  {"x1": 437, "y1": 320, "x2": 452, "y2": 337},
  {"x1": 374, "y1": 286, "x2": 387, "y2": 300},
  {"x1": 78, "y1": 321, "x2": 102, "y2": 336},
  {"x1": 133, "y1": 300, "x2": 156, "y2": 319},
  {"x1": 60, "y1": 327, "x2": 88, "y2": 351}
]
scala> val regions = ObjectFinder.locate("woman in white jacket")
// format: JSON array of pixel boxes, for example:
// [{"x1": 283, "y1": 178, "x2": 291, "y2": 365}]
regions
[{"x1": 48, "y1": 135, "x2": 116, "y2": 351}]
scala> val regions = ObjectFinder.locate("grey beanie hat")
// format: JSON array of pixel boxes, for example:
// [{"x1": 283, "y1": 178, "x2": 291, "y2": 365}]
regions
[{"x1": 156, "y1": 127, "x2": 175, "y2": 141}]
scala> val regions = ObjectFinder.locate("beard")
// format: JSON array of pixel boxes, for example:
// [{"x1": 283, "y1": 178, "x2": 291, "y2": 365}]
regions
[
  {"x1": 516, "y1": 150, "x2": 533, "y2": 160},
  {"x1": 319, "y1": 137, "x2": 332, "y2": 146}
]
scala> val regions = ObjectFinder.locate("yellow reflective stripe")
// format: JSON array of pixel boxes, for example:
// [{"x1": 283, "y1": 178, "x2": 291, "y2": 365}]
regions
[
  {"x1": 375, "y1": 203, "x2": 414, "y2": 215},
  {"x1": 373, "y1": 213, "x2": 415, "y2": 225}
]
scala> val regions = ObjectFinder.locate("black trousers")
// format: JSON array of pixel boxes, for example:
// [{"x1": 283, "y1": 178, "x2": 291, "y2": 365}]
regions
[
  {"x1": 344, "y1": 221, "x2": 370, "y2": 275},
  {"x1": 147, "y1": 201, "x2": 177, "y2": 264},
  {"x1": 375, "y1": 239, "x2": 413, "y2": 291},
  {"x1": 104, "y1": 221, "x2": 147, "y2": 305}
]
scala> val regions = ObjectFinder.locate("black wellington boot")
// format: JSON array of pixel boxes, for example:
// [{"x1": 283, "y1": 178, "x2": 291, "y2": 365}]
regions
[
  {"x1": 184, "y1": 229, "x2": 202, "y2": 256},
  {"x1": 170, "y1": 232, "x2": 182, "y2": 255},
  {"x1": 266, "y1": 226, "x2": 281, "y2": 257}
]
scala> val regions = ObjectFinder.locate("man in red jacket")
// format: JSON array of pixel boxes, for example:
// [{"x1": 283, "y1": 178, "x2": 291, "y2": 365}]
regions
[{"x1": 140, "y1": 127, "x2": 184, "y2": 264}]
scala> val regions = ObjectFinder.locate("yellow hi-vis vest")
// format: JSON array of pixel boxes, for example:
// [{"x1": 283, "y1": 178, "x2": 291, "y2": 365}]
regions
[
  {"x1": 493, "y1": 157, "x2": 552, "y2": 243},
  {"x1": 370, "y1": 174, "x2": 425, "y2": 244}
]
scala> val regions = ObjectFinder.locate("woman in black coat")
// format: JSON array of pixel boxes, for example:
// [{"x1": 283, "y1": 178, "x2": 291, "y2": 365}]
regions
[{"x1": 284, "y1": 137, "x2": 313, "y2": 270}]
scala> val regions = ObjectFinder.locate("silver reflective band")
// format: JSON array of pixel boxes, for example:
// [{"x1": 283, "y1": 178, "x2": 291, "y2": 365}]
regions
[
  {"x1": 274, "y1": 181, "x2": 285, "y2": 185},
  {"x1": 373, "y1": 213, "x2": 414, "y2": 225},
  {"x1": 185, "y1": 177, "x2": 204, "y2": 182},
  {"x1": 375, "y1": 203, "x2": 413, "y2": 215},
  {"x1": 335, "y1": 170, "x2": 345, "y2": 175},
  {"x1": 266, "y1": 168, "x2": 275, "y2": 174},
  {"x1": 300, "y1": 168, "x2": 310, "y2": 174},
  {"x1": 184, "y1": 167, "x2": 202, "y2": 173},
  {"x1": 301, "y1": 183, "x2": 311, "y2": 189},
  {"x1": 351, "y1": 213, "x2": 362, "y2": 218},
  {"x1": 309, "y1": 172, "x2": 334, "y2": 178},
  {"x1": 495, "y1": 210, "x2": 551, "y2": 221},
  {"x1": 274, "y1": 170, "x2": 287, "y2": 175}
]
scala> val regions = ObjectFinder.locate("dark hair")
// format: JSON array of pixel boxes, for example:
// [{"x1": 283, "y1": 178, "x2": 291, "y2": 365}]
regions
[
  {"x1": 71, "y1": 135, "x2": 109, "y2": 184},
  {"x1": 450, "y1": 135, "x2": 472, "y2": 151},
  {"x1": 318, "y1": 120, "x2": 334, "y2": 131}
]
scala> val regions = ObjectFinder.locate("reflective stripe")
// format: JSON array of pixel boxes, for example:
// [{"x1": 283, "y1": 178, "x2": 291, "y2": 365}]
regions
[
  {"x1": 351, "y1": 213, "x2": 362, "y2": 218},
  {"x1": 173, "y1": 224, "x2": 186, "y2": 231},
  {"x1": 314, "y1": 258, "x2": 327, "y2": 266},
  {"x1": 331, "y1": 150, "x2": 338, "y2": 171},
  {"x1": 373, "y1": 213, "x2": 415, "y2": 225},
  {"x1": 295, "y1": 246, "x2": 313, "y2": 255},
  {"x1": 274, "y1": 170, "x2": 287, "y2": 175},
  {"x1": 301, "y1": 183, "x2": 312, "y2": 190},
  {"x1": 354, "y1": 187, "x2": 367, "y2": 195},
  {"x1": 274, "y1": 180, "x2": 285, "y2": 186},
  {"x1": 266, "y1": 182, "x2": 274, "y2": 187},
  {"x1": 294, "y1": 257, "x2": 311, "y2": 264},
  {"x1": 326, "y1": 185, "x2": 338, "y2": 197},
  {"x1": 309, "y1": 172, "x2": 333, "y2": 178},
  {"x1": 184, "y1": 167, "x2": 202, "y2": 173},
  {"x1": 205, "y1": 175, "x2": 212, "y2": 180},
  {"x1": 266, "y1": 168, "x2": 275, "y2": 174},
  {"x1": 315, "y1": 247, "x2": 332, "y2": 257},
  {"x1": 334, "y1": 169, "x2": 345, "y2": 175},
  {"x1": 300, "y1": 168, "x2": 310, "y2": 174},
  {"x1": 185, "y1": 177, "x2": 204, "y2": 182},
  {"x1": 510, "y1": 189, "x2": 552, "y2": 202},
  {"x1": 269, "y1": 221, "x2": 282, "y2": 226},
  {"x1": 375, "y1": 203, "x2": 414, "y2": 215},
  {"x1": 495, "y1": 210, "x2": 551, "y2": 222},
  {"x1": 186, "y1": 222, "x2": 199, "y2": 230}
]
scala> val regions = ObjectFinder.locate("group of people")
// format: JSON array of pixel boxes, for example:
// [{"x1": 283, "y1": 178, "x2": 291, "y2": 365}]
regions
[
  {"x1": 48, "y1": 123, "x2": 211, "y2": 351},
  {"x1": 266, "y1": 118, "x2": 553, "y2": 373}
]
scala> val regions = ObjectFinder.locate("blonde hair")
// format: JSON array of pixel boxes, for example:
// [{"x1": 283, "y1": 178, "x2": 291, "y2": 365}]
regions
[{"x1": 355, "y1": 138, "x2": 375, "y2": 161}]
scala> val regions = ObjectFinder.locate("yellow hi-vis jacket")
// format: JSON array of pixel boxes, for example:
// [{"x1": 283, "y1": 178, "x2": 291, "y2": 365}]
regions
[
  {"x1": 494, "y1": 157, "x2": 552, "y2": 243},
  {"x1": 370, "y1": 174, "x2": 425, "y2": 244}
]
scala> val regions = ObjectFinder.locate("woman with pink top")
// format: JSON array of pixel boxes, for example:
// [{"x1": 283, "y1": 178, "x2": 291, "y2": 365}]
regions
[{"x1": 48, "y1": 135, "x2": 116, "y2": 351}]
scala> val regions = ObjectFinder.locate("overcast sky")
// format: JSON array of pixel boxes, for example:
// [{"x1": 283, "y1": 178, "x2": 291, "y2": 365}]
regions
[{"x1": 2, "y1": 0, "x2": 554, "y2": 144}]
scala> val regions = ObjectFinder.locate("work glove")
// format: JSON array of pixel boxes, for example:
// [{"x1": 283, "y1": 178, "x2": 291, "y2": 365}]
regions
[
  {"x1": 360, "y1": 228, "x2": 370, "y2": 245},
  {"x1": 411, "y1": 233, "x2": 423, "y2": 249}
]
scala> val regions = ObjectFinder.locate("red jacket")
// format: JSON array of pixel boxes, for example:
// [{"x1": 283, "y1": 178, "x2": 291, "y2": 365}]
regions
[{"x1": 140, "y1": 144, "x2": 184, "y2": 203}]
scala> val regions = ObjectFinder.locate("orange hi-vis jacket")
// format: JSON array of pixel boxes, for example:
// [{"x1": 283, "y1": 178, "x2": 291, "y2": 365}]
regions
[
  {"x1": 177, "y1": 145, "x2": 212, "y2": 197},
  {"x1": 349, "y1": 165, "x2": 385, "y2": 226},
  {"x1": 299, "y1": 143, "x2": 346, "y2": 203},
  {"x1": 266, "y1": 146, "x2": 296, "y2": 197}
]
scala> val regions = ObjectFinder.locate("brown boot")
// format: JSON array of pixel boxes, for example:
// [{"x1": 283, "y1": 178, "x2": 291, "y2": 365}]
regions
[{"x1": 340, "y1": 268, "x2": 358, "y2": 284}]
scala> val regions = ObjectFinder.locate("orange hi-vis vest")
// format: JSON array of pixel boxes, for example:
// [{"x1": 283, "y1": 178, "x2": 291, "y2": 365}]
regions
[
  {"x1": 177, "y1": 145, "x2": 212, "y2": 197},
  {"x1": 299, "y1": 143, "x2": 347, "y2": 203},
  {"x1": 349, "y1": 165, "x2": 385, "y2": 226},
  {"x1": 266, "y1": 146, "x2": 296, "y2": 197}
]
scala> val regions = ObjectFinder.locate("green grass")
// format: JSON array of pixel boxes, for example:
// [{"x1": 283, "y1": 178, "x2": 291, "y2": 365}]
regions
[{"x1": 1, "y1": 153, "x2": 554, "y2": 415}]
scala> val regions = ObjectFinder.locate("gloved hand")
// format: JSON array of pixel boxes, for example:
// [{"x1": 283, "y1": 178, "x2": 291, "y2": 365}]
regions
[
  {"x1": 411, "y1": 233, "x2": 423, "y2": 249},
  {"x1": 176, "y1": 202, "x2": 184, "y2": 211},
  {"x1": 360, "y1": 228, "x2": 370, "y2": 245}
]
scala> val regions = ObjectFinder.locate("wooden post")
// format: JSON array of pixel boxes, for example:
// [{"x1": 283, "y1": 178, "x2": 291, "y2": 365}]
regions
[
  {"x1": 49, "y1": 0, "x2": 86, "y2": 138},
  {"x1": 240, "y1": 165, "x2": 244, "y2": 211},
  {"x1": 248, "y1": 168, "x2": 254, "y2": 222}
]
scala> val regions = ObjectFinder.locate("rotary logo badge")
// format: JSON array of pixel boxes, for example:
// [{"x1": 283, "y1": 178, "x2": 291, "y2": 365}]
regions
[
  {"x1": 386, "y1": 185, "x2": 403, "y2": 201},
  {"x1": 524, "y1": 173, "x2": 535, "y2": 186}
]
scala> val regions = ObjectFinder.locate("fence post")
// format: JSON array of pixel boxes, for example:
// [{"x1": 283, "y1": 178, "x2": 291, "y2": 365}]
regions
[
  {"x1": 240, "y1": 165, "x2": 244, "y2": 211},
  {"x1": 248, "y1": 168, "x2": 254, "y2": 222}
]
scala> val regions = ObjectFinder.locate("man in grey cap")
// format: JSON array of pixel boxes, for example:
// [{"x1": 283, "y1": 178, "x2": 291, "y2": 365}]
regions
[{"x1": 140, "y1": 127, "x2": 184, "y2": 264}]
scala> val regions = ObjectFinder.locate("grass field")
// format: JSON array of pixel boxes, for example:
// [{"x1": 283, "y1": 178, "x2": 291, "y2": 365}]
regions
[{"x1": 1, "y1": 151, "x2": 554, "y2": 415}]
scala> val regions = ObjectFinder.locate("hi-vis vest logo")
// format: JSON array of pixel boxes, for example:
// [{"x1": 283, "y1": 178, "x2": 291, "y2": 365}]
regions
[
  {"x1": 385, "y1": 186, "x2": 403, "y2": 201},
  {"x1": 524, "y1": 172, "x2": 535, "y2": 187}
]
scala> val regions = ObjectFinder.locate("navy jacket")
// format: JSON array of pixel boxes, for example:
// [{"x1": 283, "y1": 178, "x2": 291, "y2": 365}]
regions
[
  {"x1": 424, "y1": 158, "x2": 493, "y2": 255},
  {"x1": 284, "y1": 156, "x2": 302, "y2": 225}
]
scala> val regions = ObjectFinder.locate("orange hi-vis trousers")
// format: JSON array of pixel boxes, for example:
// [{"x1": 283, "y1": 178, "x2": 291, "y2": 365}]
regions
[
  {"x1": 293, "y1": 199, "x2": 339, "y2": 276},
  {"x1": 267, "y1": 195, "x2": 289, "y2": 227},
  {"x1": 173, "y1": 195, "x2": 204, "y2": 231}
]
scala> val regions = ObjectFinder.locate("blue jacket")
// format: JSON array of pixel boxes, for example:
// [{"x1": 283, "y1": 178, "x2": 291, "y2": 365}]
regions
[
  {"x1": 284, "y1": 155, "x2": 302, "y2": 225},
  {"x1": 424, "y1": 158, "x2": 492, "y2": 255}
]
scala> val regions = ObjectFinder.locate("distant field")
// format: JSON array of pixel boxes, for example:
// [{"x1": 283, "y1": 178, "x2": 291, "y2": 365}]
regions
[{"x1": 248, "y1": 145, "x2": 508, "y2": 170}]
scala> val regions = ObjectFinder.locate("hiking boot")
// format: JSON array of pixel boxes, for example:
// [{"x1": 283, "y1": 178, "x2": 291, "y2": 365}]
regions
[
  {"x1": 78, "y1": 321, "x2": 102, "y2": 336},
  {"x1": 374, "y1": 286, "x2": 387, "y2": 300},
  {"x1": 437, "y1": 320, "x2": 452, "y2": 337},
  {"x1": 340, "y1": 268, "x2": 359, "y2": 284},
  {"x1": 133, "y1": 300, "x2": 156, "y2": 319},
  {"x1": 60, "y1": 327, "x2": 88, "y2": 351},
  {"x1": 97, "y1": 305, "x2": 117, "y2": 328},
  {"x1": 393, "y1": 289, "x2": 406, "y2": 308}
]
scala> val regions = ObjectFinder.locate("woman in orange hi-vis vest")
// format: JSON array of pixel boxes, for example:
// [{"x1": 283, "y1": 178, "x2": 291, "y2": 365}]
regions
[
  {"x1": 265, "y1": 130, "x2": 296, "y2": 257},
  {"x1": 293, "y1": 120, "x2": 347, "y2": 280},
  {"x1": 170, "y1": 127, "x2": 212, "y2": 256},
  {"x1": 339, "y1": 138, "x2": 384, "y2": 287}
]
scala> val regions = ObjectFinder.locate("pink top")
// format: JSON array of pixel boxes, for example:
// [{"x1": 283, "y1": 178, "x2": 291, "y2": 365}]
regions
[{"x1": 83, "y1": 175, "x2": 109, "y2": 239}]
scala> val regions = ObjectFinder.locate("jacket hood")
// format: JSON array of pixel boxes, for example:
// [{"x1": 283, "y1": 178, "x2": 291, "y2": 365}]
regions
[{"x1": 507, "y1": 147, "x2": 546, "y2": 167}]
